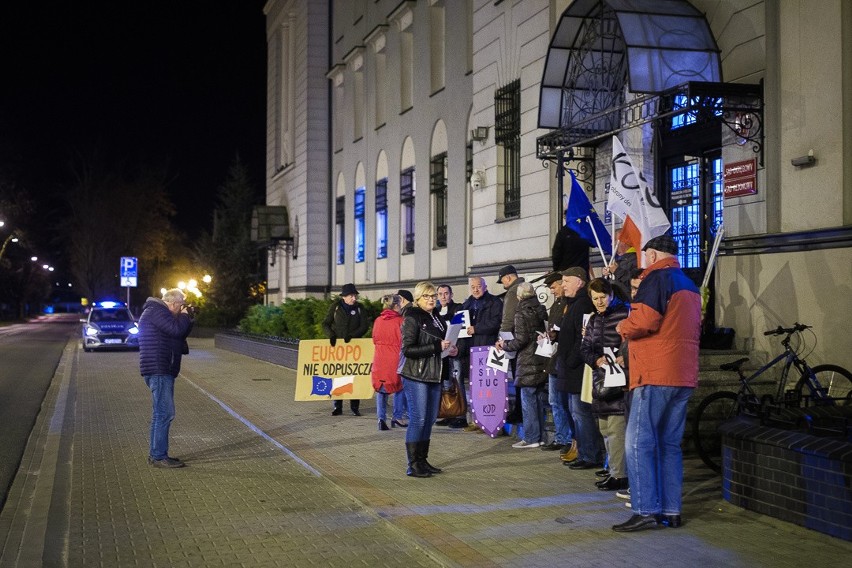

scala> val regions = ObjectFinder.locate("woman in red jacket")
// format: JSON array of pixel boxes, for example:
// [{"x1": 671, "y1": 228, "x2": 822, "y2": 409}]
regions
[{"x1": 371, "y1": 294, "x2": 407, "y2": 431}]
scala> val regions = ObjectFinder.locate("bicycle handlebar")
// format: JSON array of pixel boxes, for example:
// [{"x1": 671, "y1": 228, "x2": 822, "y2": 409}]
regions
[{"x1": 763, "y1": 322, "x2": 811, "y2": 336}]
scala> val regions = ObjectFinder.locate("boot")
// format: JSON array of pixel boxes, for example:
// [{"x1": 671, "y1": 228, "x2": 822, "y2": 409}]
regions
[
  {"x1": 406, "y1": 442, "x2": 431, "y2": 478},
  {"x1": 419, "y1": 440, "x2": 442, "y2": 474}
]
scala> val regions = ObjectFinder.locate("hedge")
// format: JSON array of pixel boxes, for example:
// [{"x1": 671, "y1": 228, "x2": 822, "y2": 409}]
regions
[{"x1": 238, "y1": 296, "x2": 383, "y2": 340}]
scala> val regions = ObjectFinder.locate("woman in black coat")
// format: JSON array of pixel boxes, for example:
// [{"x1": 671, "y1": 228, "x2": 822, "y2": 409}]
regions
[
  {"x1": 399, "y1": 281, "x2": 457, "y2": 477},
  {"x1": 497, "y1": 282, "x2": 548, "y2": 448},
  {"x1": 580, "y1": 278, "x2": 630, "y2": 491}
]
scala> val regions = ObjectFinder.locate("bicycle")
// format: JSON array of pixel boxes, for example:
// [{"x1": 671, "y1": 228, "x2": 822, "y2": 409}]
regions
[{"x1": 692, "y1": 322, "x2": 852, "y2": 473}]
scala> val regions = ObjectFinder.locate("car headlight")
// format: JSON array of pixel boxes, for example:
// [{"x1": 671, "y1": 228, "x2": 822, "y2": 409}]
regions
[
  {"x1": 85, "y1": 326, "x2": 99, "y2": 336},
  {"x1": 128, "y1": 326, "x2": 139, "y2": 335}
]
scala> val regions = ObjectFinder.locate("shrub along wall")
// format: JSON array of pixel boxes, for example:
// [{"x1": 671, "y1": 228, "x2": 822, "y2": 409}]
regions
[{"x1": 238, "y1": 297, "x2": 383, "y2": 340}]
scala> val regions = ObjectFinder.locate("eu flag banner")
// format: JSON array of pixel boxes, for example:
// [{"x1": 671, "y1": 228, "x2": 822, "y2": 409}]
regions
[{"x1": 565, "y1": 170, "x2": 612, "y2": 256}]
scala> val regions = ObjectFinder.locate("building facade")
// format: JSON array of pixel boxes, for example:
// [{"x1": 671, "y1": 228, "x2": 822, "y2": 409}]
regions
[{"x1": 264, "y1": 0, "x2": 852, "y2": 369}]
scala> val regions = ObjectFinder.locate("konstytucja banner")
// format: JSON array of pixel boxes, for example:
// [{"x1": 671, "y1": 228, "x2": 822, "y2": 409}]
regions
[
  {"x1": 468, "y1": 346, "x2": 509, "y2": 437},
  {"x1": 294, "y1": 338, "x2": 375, "y2": 401}
]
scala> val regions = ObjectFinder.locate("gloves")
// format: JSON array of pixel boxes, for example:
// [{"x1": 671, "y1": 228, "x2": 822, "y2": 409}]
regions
[
  {"x1": 329, "y1": 335, "x2": 337, "y2": 347},
  {"x1": 344, "y1": 335, "x2": 352, "y2": 343}
]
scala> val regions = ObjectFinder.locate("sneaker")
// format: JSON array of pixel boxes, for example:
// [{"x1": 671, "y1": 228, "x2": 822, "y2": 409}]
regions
[
  {"x1": 616, "y1": 488, "x2": 631, "y2": 500},
  {"x1": 511, "y1": 440, "x2": 542, "y2": 449},
  {"x1": 149, "y1": 457, "x2": 185, "y2": 469}
]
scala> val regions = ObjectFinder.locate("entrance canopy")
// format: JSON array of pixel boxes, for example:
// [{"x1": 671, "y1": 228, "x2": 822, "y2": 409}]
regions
[{"x1": 539, "y1": 0, "x2": 722, "y2": 131}]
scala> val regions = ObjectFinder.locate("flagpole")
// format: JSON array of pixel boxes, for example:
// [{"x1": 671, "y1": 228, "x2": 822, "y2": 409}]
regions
[
  {"x1": 701, "y1": 223, "x2": 725, "y2": 290},
  {"x1": 586, "y1": 215, "x2": 609, "y2": 268}
]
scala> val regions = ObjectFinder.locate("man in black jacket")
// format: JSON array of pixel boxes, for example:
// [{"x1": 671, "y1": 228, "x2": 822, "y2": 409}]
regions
[
  {"x1": 555, "y1": 267, "x2": 604, "y2": 470},
  {"x1": 436, "y1": 284, "x2": 464, "y2": 427},
  {"x1": 138, "y1": 288, "x2": 194, "y2": 468},
  {"x1": 322, "y1": 283, "x2": 369, "y2": 416}
]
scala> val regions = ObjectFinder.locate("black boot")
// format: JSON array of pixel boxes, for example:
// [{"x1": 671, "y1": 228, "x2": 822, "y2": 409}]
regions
[
  {"x1": 419, "y1": 440, "x2": 442, "y2": 474},
  {"x1": 406, "y1": 442, "x2": 431, "y2": 478}
]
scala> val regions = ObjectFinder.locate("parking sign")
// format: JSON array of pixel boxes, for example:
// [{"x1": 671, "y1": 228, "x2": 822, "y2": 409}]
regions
[{"x1": 120, "y1": 256, "x2": 138, "y2": 287}]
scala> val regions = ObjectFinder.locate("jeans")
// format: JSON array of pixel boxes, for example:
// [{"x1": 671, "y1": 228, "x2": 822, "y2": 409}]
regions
[
  {"x1": 376, "y1": 386, "x2": 405, "y2": 422},
  {"x1": 548, "y1": 374, "x2": 574, "y2": 444},
  {"x1": 520, "y1": 385, "x2": 548, "y2": 443},
  {"x1": 625, "y1": 385, "x2": 693, "y2": 516},
  {"x1": 402, "y1": 377, "x2": 441, "y2": 443},
  {"x1": 144, "y1": 374, "x2": 176, "y2": 460},
  {"x1": 568, "y1": 393, "x2": 605, "y2": 464}
]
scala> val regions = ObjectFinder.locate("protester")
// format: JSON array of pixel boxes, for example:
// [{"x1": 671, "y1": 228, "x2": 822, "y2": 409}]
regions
[
  {"x1": 400, "y1": 282, "x2": 457, "y2": 477},
  {"x1": 138, "y1": 288, "x2": 194, "y2": 468},
  {"x1": 371, "y1": 294, "x2": 407, "y2": 431},
  {"x1": 397, "y1": 289, "x2": 414, "y2": 315},
  {"x1": 555, "y1": 267, "x2": 605, "y2": 470},
  {"x1": 497, "y1": 265, "x2": 525, "y2": 424},
  {"x1": 455, "y1": 277, "x2": 503, "y2": 430},
  {"x1": 539, "y1": 271, "x2": 575, "y2": 455},
  {"x1": 602, "y1": 229, "x2": 637, "y2": 300},
  {"x1": 552, "y1": 224, "x2": 591, "y2": 273},
  {"x1": 436, "y1": 284, "x2": 465, "y2": 428},
  {"x1": 580, "y1": 278, "x2": 629, "y2": 491},
  {"x1": 613, "y1": 234, "x2": 701, "y2": 532},
  {"x1": 497, "y1": 282, "x2": 548, "y2": 448},
  {"x1": 322, "y1": 283, "x2": 369, "y2": 416}
]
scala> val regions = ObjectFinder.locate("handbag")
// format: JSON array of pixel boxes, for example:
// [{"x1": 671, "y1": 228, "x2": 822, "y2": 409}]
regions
[
  {"x1": 181, "y1": 339, "x2": 190, "y2": 355},
  {"x1": 438, "y1": 377, "x2": 466, "y2": 419}
]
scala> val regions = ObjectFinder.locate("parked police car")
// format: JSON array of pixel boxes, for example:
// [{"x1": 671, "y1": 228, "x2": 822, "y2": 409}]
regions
[{"x1": 81, "y1": 301, "x2": 139, "y2": 352}]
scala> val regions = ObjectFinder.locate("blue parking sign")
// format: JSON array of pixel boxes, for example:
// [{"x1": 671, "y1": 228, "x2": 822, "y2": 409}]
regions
[{"x1": 120, "y1": 257, "x2": 138, "y2": 287}]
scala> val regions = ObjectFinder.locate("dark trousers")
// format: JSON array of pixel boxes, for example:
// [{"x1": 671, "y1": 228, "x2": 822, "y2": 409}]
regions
[{"x1": 333, "y1": 399, "x2": 360, "y2": 411}]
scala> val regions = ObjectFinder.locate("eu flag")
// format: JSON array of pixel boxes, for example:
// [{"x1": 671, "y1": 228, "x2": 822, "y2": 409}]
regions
[{"x1": 565, "y1": 170, "x2": 612, "y2": 255}]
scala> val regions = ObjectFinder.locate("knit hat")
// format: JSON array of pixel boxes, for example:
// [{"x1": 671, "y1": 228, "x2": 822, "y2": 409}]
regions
[{"x1": 397, "y1": 289, "x2": 414, "y2": 303}]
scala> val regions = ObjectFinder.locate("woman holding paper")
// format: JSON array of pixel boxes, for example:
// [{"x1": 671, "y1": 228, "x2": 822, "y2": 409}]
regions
[
  {"x1": 496, "y1": 282, "x2": 549, "y2": 449},
  {"x1": 400, "y1": 281, "x2": 458, "y2": 477},
  {"x1": 580, "y1": 278, "x2": 630, "y2": 491}
]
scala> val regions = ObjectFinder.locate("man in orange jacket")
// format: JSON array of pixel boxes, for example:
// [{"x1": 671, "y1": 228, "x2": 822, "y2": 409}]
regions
[{"x1": 612, "y1": 234, "x2": 701, "y2": 532}]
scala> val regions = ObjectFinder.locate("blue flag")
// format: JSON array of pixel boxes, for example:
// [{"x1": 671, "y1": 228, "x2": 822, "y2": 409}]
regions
[{"x1": 565, "y1": 170, "x2": 612, "y2": 255}]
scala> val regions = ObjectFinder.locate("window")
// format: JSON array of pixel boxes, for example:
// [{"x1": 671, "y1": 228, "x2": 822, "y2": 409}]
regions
[
  {"x1": 430, "y1": 2, "x2": 445, "y2": 92},
  {"x1": 276, "y1": 20, "x2": 295, "y2": 170},
  {"x1": 671, "y1": 94, "x2": 723, "y2": 129},
  {"x1": 335, "y1": 196, "x2": 345, "y2": 265},
  {"x1": 430, "y1": 152, "x2": 448, "y2": 248},
  {"x1": 400, "y1": 167, "x2": 415, "y2": 253},
  {"x1": 376, "y1": 178, "x2": 388, "y2": 258},
  {"x1": 495, "y1": 79, "x2": 521, "y2": 218},
  {"x1": 354, "y1": 188, "x2": 365, "y2": 262}
]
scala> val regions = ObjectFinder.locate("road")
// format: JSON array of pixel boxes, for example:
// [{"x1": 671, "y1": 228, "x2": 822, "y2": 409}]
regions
[{"x1": 0, "y1": 316, "x2": 77, "y2": 510}]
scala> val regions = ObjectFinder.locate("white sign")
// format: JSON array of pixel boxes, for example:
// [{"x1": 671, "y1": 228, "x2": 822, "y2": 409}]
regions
[
  {"x1": 486, "y1": 346, "x2": 510, "y2": 373},
  {"x1": 602, "y1": 346, "x2": 627, "y2": 387}
]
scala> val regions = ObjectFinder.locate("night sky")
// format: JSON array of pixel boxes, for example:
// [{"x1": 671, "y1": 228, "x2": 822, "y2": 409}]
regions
[{"x1": 0, "y1": 1, "x2": 268, "y2": 240}]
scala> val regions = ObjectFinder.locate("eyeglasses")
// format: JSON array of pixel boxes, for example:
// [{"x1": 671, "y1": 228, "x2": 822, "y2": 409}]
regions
[{"x1": 421, "y1": 294, "x2": 438, "y2": 300}]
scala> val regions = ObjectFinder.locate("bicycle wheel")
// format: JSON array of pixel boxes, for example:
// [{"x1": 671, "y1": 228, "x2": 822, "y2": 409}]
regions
[
  {"x1": 795, "y1": 364, "x2": 852, "y2": 404},
  {"x1": 692, "y1": 391, "x2": 739, "y2": 473}
]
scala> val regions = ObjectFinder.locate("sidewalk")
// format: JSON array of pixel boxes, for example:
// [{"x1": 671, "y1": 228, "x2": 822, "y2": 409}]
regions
[{"x1": 2, "y1": 337, "x2": 850, "y2": 567}]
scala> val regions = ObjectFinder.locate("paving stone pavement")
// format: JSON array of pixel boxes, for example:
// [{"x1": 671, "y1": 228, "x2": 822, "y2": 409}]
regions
[{"x1": 2, "y1": 337, "x2": 851, "y2": 567}]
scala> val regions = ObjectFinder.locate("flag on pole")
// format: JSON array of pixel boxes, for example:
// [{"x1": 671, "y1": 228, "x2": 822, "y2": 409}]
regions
[
  {"x1": 565, "y1": 169, "x2": 612, "y2": 256},
  {"x1": 608, "y1": 135, "x2": 671, "y2": 248}
]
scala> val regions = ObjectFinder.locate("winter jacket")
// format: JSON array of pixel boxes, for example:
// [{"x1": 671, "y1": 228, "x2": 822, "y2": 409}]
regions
[
  {"x1": 554, "y1": 292, "x2": 595, "y2": 393},
  {"x1": 321, "y1": 298, "x2": 369, "y2": 341},
  {"x1": 457, "y1": 291, "x2": 503, "y2": 353},
  {"x1": 501, "y1": 296, "x2": 548, "y2": 388},
  {"x1": 499, "y1": 277, "x2": 525, "y2": 332},
  {"x1": 371, "y1": 309, "x2": 404, "y2": 393},
  {"x1": 400, "y1": 306, "x2": 445, "y2": 384},
  {"x1": 552, "y1": 225, "x2": 591, "y2": 273},
  {"x1": 138, "y1": 297, "x2": 194, "y2": 377},
  {"x1": 618, "y1": 256, "x2": 701, "y2": 390},
  {"x1": 580, "y1": 298, "x2": 629, "y2": 416},
  {"x1": 545, "y1": 296, "x2": 565, "y2": 375}
]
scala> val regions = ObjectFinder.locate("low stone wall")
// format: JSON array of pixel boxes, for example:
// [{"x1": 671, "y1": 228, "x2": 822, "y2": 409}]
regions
[
  {"x1": 719, "y1": 415, "x2": 852, "y2": 541},
  {"x1": 214, "y1": 332, "x2": 299, "y2": 369}
]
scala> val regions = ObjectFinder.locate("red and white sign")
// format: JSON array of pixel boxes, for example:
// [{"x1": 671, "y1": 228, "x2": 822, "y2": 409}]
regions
[{"x1": 724, "y1": 158, "x2": 757, "y2": 199}]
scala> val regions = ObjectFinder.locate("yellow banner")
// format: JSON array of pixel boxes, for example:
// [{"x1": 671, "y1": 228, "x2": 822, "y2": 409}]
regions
[{"x1": 294, "y1": 338, "x2": 376, "y2": 401}]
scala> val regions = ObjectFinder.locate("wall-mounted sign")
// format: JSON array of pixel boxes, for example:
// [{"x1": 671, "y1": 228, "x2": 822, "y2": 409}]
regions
[{"x1": 724, "y1": 158, "x2": 758, "y2": 199}]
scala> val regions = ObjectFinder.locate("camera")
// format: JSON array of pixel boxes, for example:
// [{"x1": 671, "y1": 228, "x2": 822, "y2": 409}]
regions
[{"x1": 185, "y1": 304, "x2": 200, "y2": 317}]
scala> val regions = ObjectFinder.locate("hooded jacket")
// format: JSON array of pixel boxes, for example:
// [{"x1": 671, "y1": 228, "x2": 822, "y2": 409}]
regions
[
  {"x1": 618, "y1": 256, "x2": 701, "y2": 389},
  {"x1": 501, "y1": 296, "x2": 548, "y2": 388},
  {"x1": 580, "y1": 297, "x2": 629, "y2": 416},
  {"x1": 138, "y1": 297, "x2": 194, "y2": 377},
  {"x1": 371, "y1": 308, "x2": 404, "y2": 393}
]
